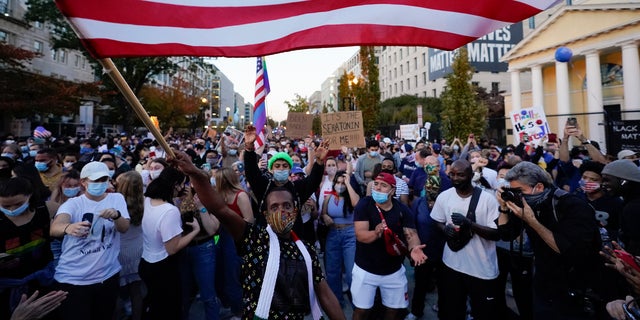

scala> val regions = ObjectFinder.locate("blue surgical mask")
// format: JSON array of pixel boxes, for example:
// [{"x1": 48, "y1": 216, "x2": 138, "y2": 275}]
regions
[
  {"x1": 80, "y1": 147, "x2": 93, "y2": 155},
  {"x1": 29, "y1": 150, "x2": 37, "y2": 157},
  {"x1": 87, "y1": 182, "x2": 108, "y2": 197},
  {"x1": 228, "y1": 149, "x2": 238, "y2": 156},
  {"x1": 371, "y1": 190, "x2": 389, "y2": 204},
  {"x1": 273, "y1": 169, "x2": 290, "y2": 183},
  {"x1": 1, "y1": 152, "x2": 14, "y2": 158},
  {"x1": 369, "y1": 151, "x2": 379, "y2": 157},
  {"x1": 63, "y1": 187, "x2": 81, "y2": 197},
  {"x1": 108, "y1": 170, "x2": 115, "y2": 178},
  {"x1": 35, "y1": 161, "x2": 49, "y2": 172},
  {"x1": 335, "y1": 185, "x2": 347, "y2": 194},
  {"x1": 0, "y1": 201, "x2": 30, "y2": 217}
]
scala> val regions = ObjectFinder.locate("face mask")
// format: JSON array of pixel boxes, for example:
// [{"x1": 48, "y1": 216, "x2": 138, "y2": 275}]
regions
[
  {"x1": 280, "y1": 141, "x2": 287, "y2": 146},
  {"x1": 273, "y1": 169, "x2": 290, "y2": 183},
  {"x1": 265, "y1": 209, "x2": 296, "y2": 234},
  {"x1": 29, "y1": 150, "x2": 37, "y2": 157},
  {"x1": 579, "y1": 179, "x2": 600, "y2": 193},
  {"x1": 63, "y1": 187, "x2": 81, "y2": 197},
  {"x1": 453, "y1": 145, "x2": 460, "y2": 152},
  {"x1": 20, "y1": 146, "x2": 29, "y2": 153},
  {"x1": 87, "y1": 182, "x2": 108, "y2": 197},
  {"x1": 0, "y1": 200, "x2": 30, "y2": 217},
  {"x1": 497, "y1": 178, "x2": 509, "y2": 188},
  {"x1": 523, "y1": 187, "x2": 552, "y2": 210},
  {"x1": 63, "y1": 161, "x2": 75, "y2": 168},
  {"x1": 206, "y1": 158, "x2": 218, "y2": 164},
  {"x1": 335, "y1": 185, "x2": 347, "y2": 194},
  {"x1": 108, "y1": 170, "x2": 115, "y2": 178},
  {"x1": 149, "y1": 169, "x2": 163, "y2": 180},
  {"x1": 1, "y1": 153, "x2": 14, "y2": 158},
  {"x1": 369, "y1": 151, "x2": 379, "y2": 158},
  {"x1": 80, "y1": 147, "x2": 93, "y2": 155},
  {"x1": 228, "y1": 149, "x2": 238, "y2": 156},
  {"x1": 301, "y1": 154, "x2": 307, "y2": 159},
  {"x1": 35, "y1": 161, "x2": 49, "y2": 172},
  {"x1": 4, "y1": 140, "x2": 14, "y2": 144},
  {"x1": 472, "y1": 171, "x2": 482, "y2": 182},
  {"x1": 424, "y1": 164, "x2": 435, "y2": 173},
  {"x1": 371, "y1": 190, "x2": 389, "y2": 204},
  {"x1": 326, "y1": 167, "x2": 337, "y2": 176}
]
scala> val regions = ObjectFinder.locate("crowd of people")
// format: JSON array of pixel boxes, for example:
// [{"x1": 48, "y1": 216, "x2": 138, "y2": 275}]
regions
[{"x1": 1, "y1": 119, "x2": 639, "y2": 320}]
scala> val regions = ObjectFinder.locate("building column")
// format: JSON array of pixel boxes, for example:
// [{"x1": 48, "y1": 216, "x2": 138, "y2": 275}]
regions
[
  {"x1": 585, "y1": 51, "x2": 606, "y2": 152},
  {"x1": 555, "y1": 61, "x2": 571, "y2": 131},
  {"x1": 531, "y1": 65, "x2": 544, "y2": 108},
  {"x1": 510, "y1": 70, "x2": 522, "y2": 110},
  {"x1": 622, "y1": 41, "x2": 640, "y2": 120}
]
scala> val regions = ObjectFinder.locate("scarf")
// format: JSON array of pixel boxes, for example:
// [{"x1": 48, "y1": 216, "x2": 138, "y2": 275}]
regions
[{"x1": 254, "y1": 225, "x2": 322, "y2": 320}]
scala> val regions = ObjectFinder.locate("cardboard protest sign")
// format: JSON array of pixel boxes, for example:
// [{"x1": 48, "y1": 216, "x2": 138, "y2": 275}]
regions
[
  {"x1": 510, "y1": 107, "x2": 551, "y2": 145},
  {"x1": 320, "y1": 111, "x2": 365, "y2": 148},
  {"x1": 286, "y1": 112, "x2": 314, "y2": 138}
]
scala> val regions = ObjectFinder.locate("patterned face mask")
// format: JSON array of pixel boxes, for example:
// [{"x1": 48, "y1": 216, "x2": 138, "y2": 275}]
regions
[{"x1": 265, "y1": 208, "x2": 297, "y2": 234}]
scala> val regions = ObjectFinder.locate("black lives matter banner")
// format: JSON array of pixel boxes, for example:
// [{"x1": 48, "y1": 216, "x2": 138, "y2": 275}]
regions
[
  {"x1": 428, "y1": 23, "x2": 523, "y2": 80},
  {"x1": 609, "y1": 120, "x2": 640, "y2": 154}
]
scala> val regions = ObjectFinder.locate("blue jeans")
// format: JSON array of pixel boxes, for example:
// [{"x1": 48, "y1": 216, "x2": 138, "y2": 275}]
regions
[
  {"x1": 215, "y1": 229, "x2": 243, "y2": 315},
  {"x1": 179, "y1": 238, "x2": 219, "y2": 320},
  {"x1": 325, "y1": 225, "x2": 356, "y2": 306}
]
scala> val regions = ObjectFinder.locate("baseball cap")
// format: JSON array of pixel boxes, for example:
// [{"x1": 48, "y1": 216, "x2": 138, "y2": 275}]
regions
[
  {"x1": 383, "y1": 137, "x2": 392, "y2": 145},
  {"x1": 290, "y1": 166, "x2": 305, "y2": 176},
  {"x1": 618, "y1": 149, "x2": 637, "y2": 160},
  {"x1": 80, "y1": 161, "x2": 110, "y2": 180},
  {"x1": 268, "y1": 152, "x2": 293, "y2": 170},
  {"x1": 375, "y1": 172, "x2": 396, "y2": 188},
  {"x1": 404, "y1": 144, "x2": 413, "y2": 152},
  {"x1": 432, "y1": 143, "x2": 442, "y2": 153},
  {"x1": 602, "y1": 160, "x2": 640, "y2": 183}
]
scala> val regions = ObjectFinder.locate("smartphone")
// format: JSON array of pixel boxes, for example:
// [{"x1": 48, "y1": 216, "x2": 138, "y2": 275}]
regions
[
  {"x1": 614, "y1": 249, "x2": 640, "y2": 273},
  {"x1": 548, "y1": 133, "x2": 558, "y2": 143},
  {"x1": 261, "y1": 153, "x2": 268, "y2": 162},
  {"x1": 567, "y1": 117, "x2": 577, "y2": 126},
  {"x1": 82, "y1": 212, "x2": 94, "y2": 224}
]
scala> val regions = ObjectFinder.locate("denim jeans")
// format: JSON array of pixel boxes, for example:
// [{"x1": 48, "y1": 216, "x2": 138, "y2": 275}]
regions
[
  {"x1": 215, "y1": 229, "x2": 243, "y2": 315},
  {"x1": 179, "y1": 238, "x2": 219, "y2": 320},
  {"x1": 325, "y1": 225, "x2": 356, "y2": 306}
]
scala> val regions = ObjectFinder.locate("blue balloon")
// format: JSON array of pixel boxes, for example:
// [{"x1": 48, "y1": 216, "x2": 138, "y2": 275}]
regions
[{"x1": 555, "y1": 46, "x2": 573, "y2": 63}]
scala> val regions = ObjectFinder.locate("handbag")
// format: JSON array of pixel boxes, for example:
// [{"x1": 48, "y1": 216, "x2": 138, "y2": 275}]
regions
[
  {"x1": 376, "y1": 205, "x2": 409, "y2": 256},
  {"x1": 447, "y1": 187, "x2": 482, "y2": 252}
]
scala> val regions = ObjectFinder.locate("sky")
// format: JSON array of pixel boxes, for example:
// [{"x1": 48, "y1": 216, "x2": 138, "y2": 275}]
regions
[{"x1": 211, "y1": 46, "x2": 359, "y2": 122}]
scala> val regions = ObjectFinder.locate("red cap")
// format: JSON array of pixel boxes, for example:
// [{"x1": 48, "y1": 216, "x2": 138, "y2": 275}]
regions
[{"x1": 375, "y1": 172, "x2": 396, "y2": 188}]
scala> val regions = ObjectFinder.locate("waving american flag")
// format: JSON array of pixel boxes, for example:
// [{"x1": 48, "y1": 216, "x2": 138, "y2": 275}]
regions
[{"x1": 55, "y1": 0, "x2": 559, "y2": 58}]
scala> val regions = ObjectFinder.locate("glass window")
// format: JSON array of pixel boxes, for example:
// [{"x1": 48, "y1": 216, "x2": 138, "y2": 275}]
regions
[
  {"x1": 51, "y1": 49, "x2": 57, "y2": 60},
  {"x1": 0, "y1": 0, "x2": 8, "y2": 15},
  {"x1": 74, "y1": 54, "x2": 80, "y2": 67},
  {"x1": 33, "y1": 40, "x2": 43, "y2": 53},
  {"x1": 0, "y1": 30, "x2": 7, "y2": 43},
  {"x1": 59, "y1": 50, "x2": 66, "y2": 63}
]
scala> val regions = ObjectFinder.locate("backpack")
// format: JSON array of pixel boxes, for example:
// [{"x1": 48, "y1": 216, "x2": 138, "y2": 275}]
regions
[{"x1": 447, "y1": 187, "x2": 483, "y2": 252}]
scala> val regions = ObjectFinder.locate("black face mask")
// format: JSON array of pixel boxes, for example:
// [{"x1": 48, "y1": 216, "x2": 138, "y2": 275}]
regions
[{"x1": 381, "y1": 169, "x2": 395, "y2": 175}]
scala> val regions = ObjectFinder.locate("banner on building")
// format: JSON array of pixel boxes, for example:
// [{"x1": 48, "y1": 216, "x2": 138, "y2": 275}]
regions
[
  {"x1": 285, "y1": 112, "x2": 314, "y2": 138},
  {"x1": 399, "y1": 124, "x2": 421, "y2": 141},
  {"x1": 320, "y1": 111, "x2": 365, "y2": 148},
  {"x1": 428, "y1": 23, "x2": 523, "y2": 80},
  {"x1": 609, "y1": 120, "x2": 640, "y2": 154},
  {"x1": 510, "y1": 107, "x2": 550, "y2": 145}
]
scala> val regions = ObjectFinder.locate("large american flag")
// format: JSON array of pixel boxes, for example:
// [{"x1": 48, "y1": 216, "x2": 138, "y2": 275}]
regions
[
  {"x1": 254, "y1": 57, "x2": 270, "y2": 148},
  {"x1": 54, "y1": 0, "x2": 559, "y2": 58}
]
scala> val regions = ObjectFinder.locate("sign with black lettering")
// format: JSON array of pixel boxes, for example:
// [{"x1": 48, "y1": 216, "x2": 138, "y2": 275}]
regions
[
  {"x1": 609, "y1": 120, "x2": 640, "y2": 155},
  {"x1": 428, "y1": 23, "x2": 523, "y2": 80},
  {"x1": 285, "y1": 112, "x2": 314, "y2": 138},
  {"x1": 320, "y1": 111, "x2": 365, "y2": 148}
]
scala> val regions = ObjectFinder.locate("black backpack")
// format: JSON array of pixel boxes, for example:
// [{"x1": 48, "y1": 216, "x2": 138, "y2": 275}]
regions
[{"x1": 447, "y1": 187, "x2": 483, "y2": 252}]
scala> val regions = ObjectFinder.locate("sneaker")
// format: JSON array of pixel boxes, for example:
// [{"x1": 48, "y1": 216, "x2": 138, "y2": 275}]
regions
[{"x1": 405, "y1": 313, "x2": 419, "y2": 320}]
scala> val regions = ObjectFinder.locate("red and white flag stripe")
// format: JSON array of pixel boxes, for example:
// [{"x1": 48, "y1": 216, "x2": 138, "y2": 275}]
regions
[{"x1": 55, "y1": 0, "x2": 558, "y2": 58}]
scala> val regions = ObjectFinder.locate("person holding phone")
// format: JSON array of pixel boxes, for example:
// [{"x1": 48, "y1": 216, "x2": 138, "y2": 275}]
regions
[{"x1": 50, "y1": 161, "x2": 131, "y2": 320}]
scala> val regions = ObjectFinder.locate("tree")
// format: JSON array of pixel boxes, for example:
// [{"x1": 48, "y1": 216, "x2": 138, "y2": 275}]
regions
[
  {"x1": 378, "y1": 95, "x2": 442, "y2": 138},
  {"x1": 284, "y1": 93, "x2": 310, "y2": 113},
  {"x1": 138, "y1": 77, "x2": 200, "y2": 130},
  {"x1": 357, "y1": 46, "x2": 381, "y2": 136},
  {"x1": 0, "y1": 43, "x2": 37, "y2": 69},
  {"x1": 440, "y1": 47, "x2": 488, "y2": 141}
]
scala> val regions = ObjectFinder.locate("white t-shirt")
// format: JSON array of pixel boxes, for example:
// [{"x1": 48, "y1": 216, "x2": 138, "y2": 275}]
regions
[
  {"x1": 430, "y1": 187, "x2": 500, "y2": 280},
  {"x1": 317, "y1": 175, "x2": 334, "y2": 214},
  {"x1": 55, "y1": 193, "x2": 130, "y2": 285},
  {"x1": 141, "y1": 197, "x2": 182, "y2": 263},
  {"x1": 473, "y1": 167, "x2": 499, "y2": 191}
]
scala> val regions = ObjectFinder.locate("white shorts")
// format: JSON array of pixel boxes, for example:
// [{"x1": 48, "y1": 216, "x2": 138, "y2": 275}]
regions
[{"x1": 350, "y1": 263, "x2": 408, "y2": 309}]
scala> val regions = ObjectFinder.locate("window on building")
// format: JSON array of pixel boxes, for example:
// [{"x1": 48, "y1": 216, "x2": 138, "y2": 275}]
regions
[
  {"x1": 0, "y1": 30, "x2": 7, "y2": 43},
  {"x1": 528, "y1": 17, "x2": 535, "y2": 29},
  {"x1": 394, "y1": 83, "x2": 397, "y2": 94},
  {"x1": 0, "y1": 0, "x2": 8, "y2": 15},
  {"x1": 400, "y1": 48, "x2": 403, "y2": 59},
  {"x1": 394, "y1": 68, "x2": 397, "y2": 78},
  {"x1": 400, "y1": 81, "x2": 404, "y2": 92},
  {"x1": 422, "y1": 53, "x2": 426, "y2": 66},
  {"x1": 472, "y1": 81, "x2": 479, "y2": 87},
  {"x1": 400, "y1": 65, "x2": 403, "y2": 76},
  {"x1": 423, "y1": 91, "x2": 427, "y2": 97},
  {"x1": 82, "y1": 58, "x2": 86, "y2": 69},
  {"x1": 432, "y1": 89, "x2": 437, "y2": 97},
  {"x1": 414, "y1": 75, "x2": 418, "y2": 87},
  {"x1": 34, "y1": 21, "x2": 43, "y2": 29},
  {"x1": 51, "y1": 49, "x2": 57, "y2": 60},
  {"x1": 394, "y1": 53, "x2": 397, "y2": 63},
  {"x1": 407, "y1": 78, "x2": 410, "y2": 90},
  {"x1": 74, "y1": 54, "x2": 80, "y2": 67},
  {"x1": 491, "y1": 82, "x2": 500, "y2": 93},
  {"x1": 414, "y1": 57, "x2": 417, "y2": 70},
  {"x1": 33, "y1": 40, "x2": 43, "y2": 53},
  {"x1": 406, "y1": 62, "x2": 409, "y2": 74},
  {"x1": 59, "y1": 50, "x2": 66, "y2": 63},
  {"x1": 422, "y1": 72, "x2": 427, "y2": 85}
]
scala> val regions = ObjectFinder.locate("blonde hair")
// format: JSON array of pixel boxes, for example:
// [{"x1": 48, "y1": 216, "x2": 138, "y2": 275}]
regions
[
  {"x1": 116, "y1": 171, "x2": 144, "y2": 226},
  {"x1": 50, "y1": 170, "x2": 81, "y2": 204},
  {"x1": 215, "y1": 167, "x2": 243, "y2": 194}
]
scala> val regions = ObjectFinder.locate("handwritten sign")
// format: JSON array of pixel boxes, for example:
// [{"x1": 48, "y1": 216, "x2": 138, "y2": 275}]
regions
[
  {"x1": 285, "y1": 112, "x2": 314, "y2": 138},
  {"x1": 320, "y1": 111, "x2": 365, "y2": 148},
  {"x1": 510, "y1": 107, "x2": 551, "y2": 145}
]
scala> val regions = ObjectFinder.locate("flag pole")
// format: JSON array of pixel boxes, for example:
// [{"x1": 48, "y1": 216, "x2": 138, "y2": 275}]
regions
[{"x1": 98, "y1": 58, "x2": 175, "y2": 159}]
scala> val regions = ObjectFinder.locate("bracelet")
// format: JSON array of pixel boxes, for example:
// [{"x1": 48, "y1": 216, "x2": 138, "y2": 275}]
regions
[
  {"x1": 113, "y1": 210, "x2": 121, "y2": 220},
  {"x1": 63, "y1": 223, "x2": 71, "y2": 235},
  {"x1": 499, "y1": 208, "x2": 510, "y2": 213}
]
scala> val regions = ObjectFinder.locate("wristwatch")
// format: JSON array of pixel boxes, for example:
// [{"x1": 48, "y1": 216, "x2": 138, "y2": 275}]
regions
[
  {"x1": 582, "y1": 139, "x2": 591, "y2": 145},
  {"x1": 113, "y1": 210, "x2": 122, "y2": 220}
]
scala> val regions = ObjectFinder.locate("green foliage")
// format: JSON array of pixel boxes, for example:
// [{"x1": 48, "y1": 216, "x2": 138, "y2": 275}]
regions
[
  {"x1": 284, "y1": 93, "x2": 310, "y2": 113},
  {"x1": 440, "y1": 47, "x2": 488, "y2": 141},
  {"x1": 358, "y1": 46, "x2": 381, "y2": 136},
  {"x1": 379, "y1": 95, "x2": 442, "y2": 125}
]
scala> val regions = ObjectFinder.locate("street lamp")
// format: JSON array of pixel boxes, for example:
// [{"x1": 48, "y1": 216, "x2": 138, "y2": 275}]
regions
[
  {"x1": 348, "y1": 77, "x2": 359, "y2": 111},
  {"x1": 240, "y1": 115, "x2": 245, "y2": 128}
]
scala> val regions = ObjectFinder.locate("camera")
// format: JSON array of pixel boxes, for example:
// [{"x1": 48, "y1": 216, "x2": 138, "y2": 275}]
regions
[{"x1": 500, "y1": 188, "x2": 524, "y2": 208}]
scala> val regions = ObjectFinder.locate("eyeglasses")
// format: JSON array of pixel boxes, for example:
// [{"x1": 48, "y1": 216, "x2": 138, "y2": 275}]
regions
[{"x1": 624, "y1": 299, "x2": 640, "y2": 320}]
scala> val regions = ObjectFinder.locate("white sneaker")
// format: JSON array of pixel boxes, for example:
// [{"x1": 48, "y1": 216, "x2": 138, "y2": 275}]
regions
[{"x1": 405, "y1": 313, "x2": 419, "y2": 320}]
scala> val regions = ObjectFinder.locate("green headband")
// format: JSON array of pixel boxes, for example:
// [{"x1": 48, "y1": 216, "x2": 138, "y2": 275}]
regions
[{"x1": 268, "y1": 152, "x2": 293, "y2": 170}]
